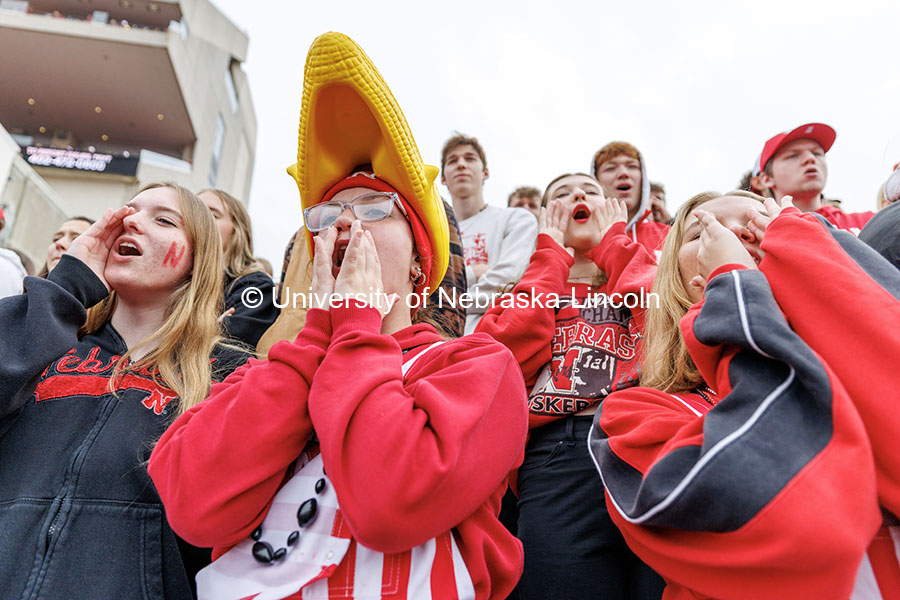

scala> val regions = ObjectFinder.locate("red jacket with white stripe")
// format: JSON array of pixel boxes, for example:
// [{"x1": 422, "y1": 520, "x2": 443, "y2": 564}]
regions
[
  {"x1": 148, "y1": 304, "x2": 529, "y2": 599},
  {"x1": 591, "y1": 210, "x2": 900, "y2": 599},
  {"x1": 475, "y1": 226, "x2": 660, "y2": 429}
]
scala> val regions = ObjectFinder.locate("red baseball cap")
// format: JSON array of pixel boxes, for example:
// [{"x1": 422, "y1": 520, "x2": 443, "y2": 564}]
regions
[
  {"x1": 0, "y1": 206, "x2": 5, "y2": 221},
  {"x1": 757, "y1": 123, "x2": 836, "y2": 175}
]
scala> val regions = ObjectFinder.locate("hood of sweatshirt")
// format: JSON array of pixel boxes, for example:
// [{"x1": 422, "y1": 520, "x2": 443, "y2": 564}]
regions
[
  {"x1": 394, "y1": 322, "x2": 446, "y2": 354},
  {"x1": 625, "y1": 149, "x2": 652, "y2": 232}
]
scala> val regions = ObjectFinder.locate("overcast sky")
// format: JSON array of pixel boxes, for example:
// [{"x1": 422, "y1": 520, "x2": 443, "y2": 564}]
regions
[{"x1": 209, "y1": 0, "x2": 900, "y2": 270}]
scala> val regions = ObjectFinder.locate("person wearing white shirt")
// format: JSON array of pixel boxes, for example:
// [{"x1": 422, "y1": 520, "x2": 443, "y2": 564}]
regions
[{"x1": 440, "y1": 134, "x2": 537, "y2": 334}]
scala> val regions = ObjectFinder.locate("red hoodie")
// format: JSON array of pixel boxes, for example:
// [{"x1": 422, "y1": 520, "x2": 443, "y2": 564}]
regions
[
  {"x1": 627, "y1": 213, "x2": 670, "y2": 259},
  {"x1": 591, "y1": 210, "x2": 900, "y2": 599},
  {"x1": 149, "y1": 304, "x2": 529, "y2": 599}
]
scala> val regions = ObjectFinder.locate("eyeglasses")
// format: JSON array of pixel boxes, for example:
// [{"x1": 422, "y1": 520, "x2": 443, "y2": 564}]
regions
[{"x1": 303, "y1": 192, "x2": 407, "y2": 232}]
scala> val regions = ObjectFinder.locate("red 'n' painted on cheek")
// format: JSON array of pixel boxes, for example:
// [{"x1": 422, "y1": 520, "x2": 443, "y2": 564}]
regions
[{"x1": 162, "y1": 242, "x2": 186, "y2": 268}]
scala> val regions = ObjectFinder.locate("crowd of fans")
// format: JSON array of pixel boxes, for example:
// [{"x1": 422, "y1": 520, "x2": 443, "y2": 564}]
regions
[{"x1": 2, "y1": 29, "x2": 900, "y2": 600}]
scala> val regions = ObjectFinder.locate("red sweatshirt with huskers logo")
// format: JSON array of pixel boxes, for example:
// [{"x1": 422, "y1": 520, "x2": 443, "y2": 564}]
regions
[{"x1": 476, "y1": 224, "x2": 660, "y2": 428}]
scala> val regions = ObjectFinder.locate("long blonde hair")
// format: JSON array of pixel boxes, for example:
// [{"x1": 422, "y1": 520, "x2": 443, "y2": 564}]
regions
[
  {"x1": 640, "y1": 190, "x2": 765, "y2": 392},
  {"x1": 200, "y1": 188, "x2": 260, "y2": 280},
  {"x1": 83, "y1": 182, "x2": 224, "y2": 416}
]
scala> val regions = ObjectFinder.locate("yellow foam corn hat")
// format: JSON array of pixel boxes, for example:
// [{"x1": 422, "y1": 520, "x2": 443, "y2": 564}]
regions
[{"x1": 287, "y1": 31, "x2": 448, "y2": 294}]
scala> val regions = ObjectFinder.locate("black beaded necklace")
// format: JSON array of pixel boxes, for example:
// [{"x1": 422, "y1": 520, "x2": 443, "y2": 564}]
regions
[{"x1": 251, "y1": 464, "x2": 329, "y2": 564}]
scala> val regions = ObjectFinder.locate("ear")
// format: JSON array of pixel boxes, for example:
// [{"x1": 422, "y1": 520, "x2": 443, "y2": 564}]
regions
[
  {"x1": 409, "y1": 253, "x2": 423, "y2": 287},
  {"x1": 758, "y1": 171, "x2": 775, "y2": 191},
  {"x1": 440, "y1": 171, "x2": 447, "y2": 186},
  {"x1": 483, "y1": 166, "x2": 490, "y2": 182}
]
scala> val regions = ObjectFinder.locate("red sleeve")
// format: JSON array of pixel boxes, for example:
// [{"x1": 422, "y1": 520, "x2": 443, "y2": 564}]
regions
[
  {"x1": 475, "y1": 233, "x2": 572, "y2": 388},
  {"x1": 310, "y1": 304, "x2": 529, "y2": 554},
  {"x1": 590, "y1": 267, "x2": 880, "y2": 599},
  {"x1": 679, "y1": 263, "x2": 749, "y2": 394},
  {"x1": 760, "y1": 208, "x2": 900, "y2": 517},
  {"x1": 586, "y1": 221, "x2": 660, "y2": 329},
  {"x1": 148, "y1": 309, "x2": 331, "y2": 547},
  {"x1": 594, "y1": 385, "x2": 877, "y2": 600}
]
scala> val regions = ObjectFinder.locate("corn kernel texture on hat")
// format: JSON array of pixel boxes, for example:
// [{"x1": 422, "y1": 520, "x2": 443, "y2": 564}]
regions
[{"x1": 287, "y1": 31, "x2": 448, "y2": 293}]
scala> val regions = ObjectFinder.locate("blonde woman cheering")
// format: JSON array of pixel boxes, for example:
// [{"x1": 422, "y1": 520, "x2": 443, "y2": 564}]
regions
[{"x1": 0, "y1": 182, "x2": 246, "y2": 599}]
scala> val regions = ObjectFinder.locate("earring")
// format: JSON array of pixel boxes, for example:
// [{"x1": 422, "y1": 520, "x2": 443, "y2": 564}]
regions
[{"x1": 410, "y1": 266, "x2": 426, "y2": 288}]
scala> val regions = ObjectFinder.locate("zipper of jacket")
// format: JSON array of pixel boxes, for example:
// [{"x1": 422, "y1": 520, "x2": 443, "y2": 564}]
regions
[
  {"x1": 24, "y1": 330, "x2": 134, "y2": 600},
  {"x1": 34, "y1": 395, "x2": 119, "y2": 582},
  {"x1": 39, "y1": 333, "x2": 129, "y2": 556},
  {"x1": 45, "y1": 504, "x2": 63, "y2": 550}
]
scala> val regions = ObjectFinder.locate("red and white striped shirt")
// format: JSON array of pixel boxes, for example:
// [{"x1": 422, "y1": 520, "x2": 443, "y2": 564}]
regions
[
  {"x1": 853, "y1": 526, "x2": 900, "y2": 599},
  {"x1": 197, "y1": 454, "x2": 477, "y2": 600},
  {"x1": 197, "y1": 343, "x2": 477, "y2": 600}
]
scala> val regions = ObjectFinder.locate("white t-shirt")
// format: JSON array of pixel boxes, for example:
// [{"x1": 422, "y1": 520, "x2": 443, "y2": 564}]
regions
[{"x1": 458, "y1": 205, "x2": 538, "y2": 334}]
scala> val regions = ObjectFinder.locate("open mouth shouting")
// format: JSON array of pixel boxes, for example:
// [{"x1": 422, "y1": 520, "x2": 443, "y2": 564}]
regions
[
  {"x1": 572, "y1": 204, "x2": 591, "y2": 223},
  {"x1": 615, "y1": 182, "x2": 633, "y2": 197},
  {"x1": 331, "y1": 238, "x2": 349, "y2": 277},
  {"x1": 114, "y1": 237, "x2": 143, "y2": 258}
]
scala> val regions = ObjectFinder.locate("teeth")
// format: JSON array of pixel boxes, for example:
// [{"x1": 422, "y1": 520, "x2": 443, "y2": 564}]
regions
[{"x1": 118, "y1": 241, "x2": 140, "y2": 256}]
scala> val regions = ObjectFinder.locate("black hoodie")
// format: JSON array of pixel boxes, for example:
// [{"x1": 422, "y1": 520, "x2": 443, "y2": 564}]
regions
[{"x1": 0, "y1": 255, "x2": 246, "y2": 599}]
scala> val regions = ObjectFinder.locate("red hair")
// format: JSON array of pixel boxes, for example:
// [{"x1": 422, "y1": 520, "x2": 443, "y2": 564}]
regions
[{"x1": 591, "y1": 141, "x2": 641, "y2": 178}]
